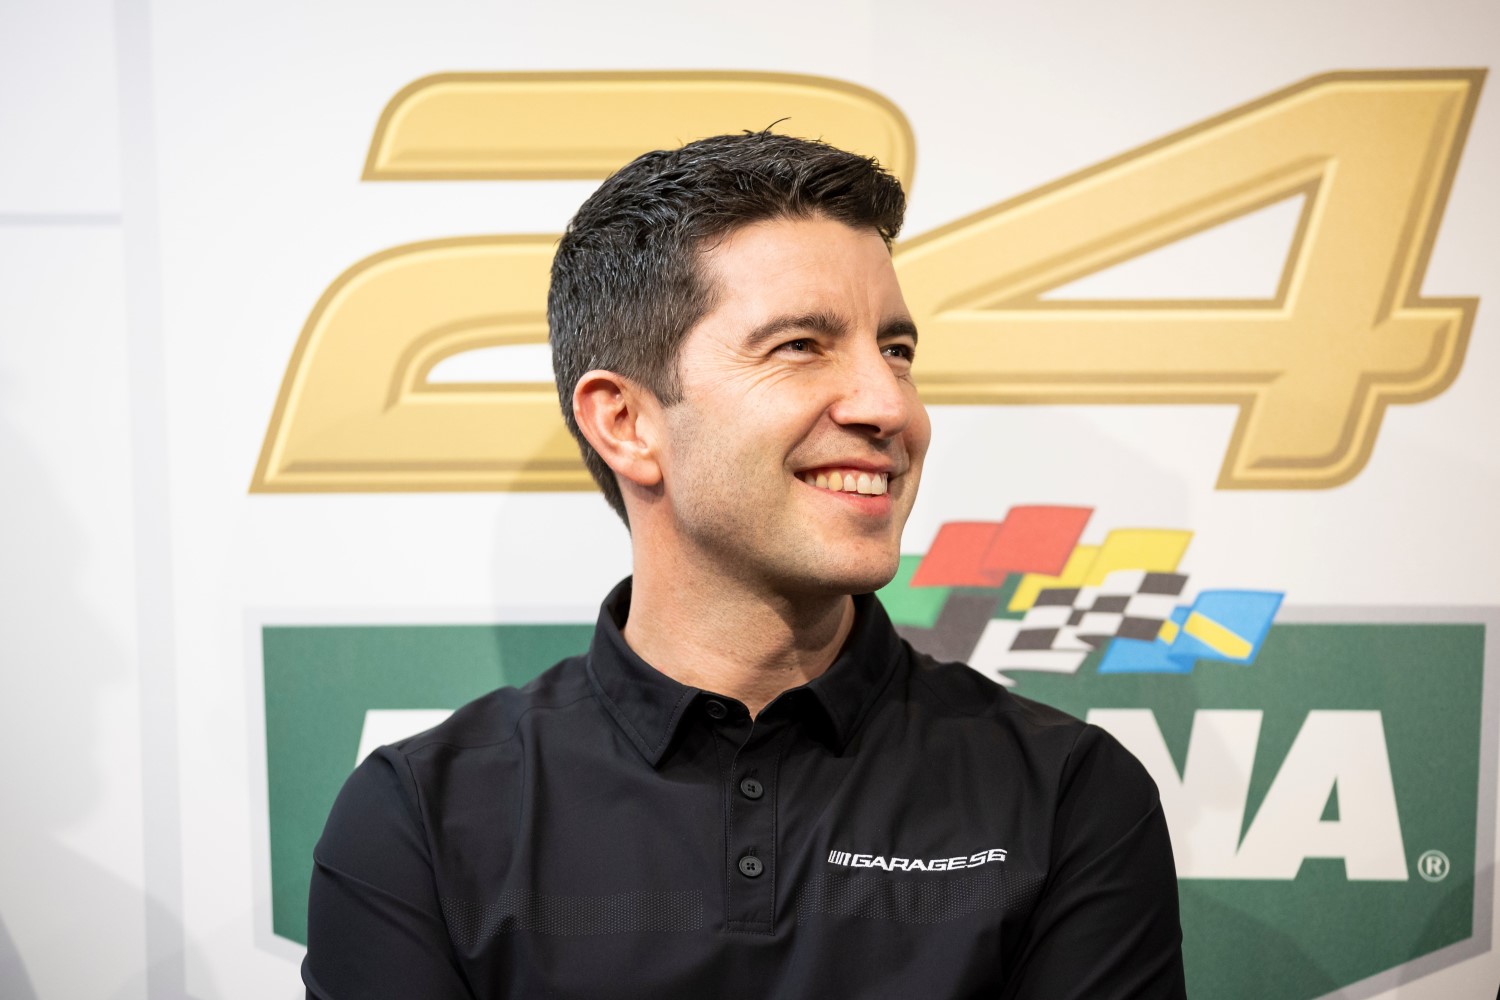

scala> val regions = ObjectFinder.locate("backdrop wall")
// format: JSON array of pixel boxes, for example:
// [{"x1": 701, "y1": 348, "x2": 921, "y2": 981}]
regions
[{"x1": 3, "y1": 1, "x2": 1498, "y2": 997}]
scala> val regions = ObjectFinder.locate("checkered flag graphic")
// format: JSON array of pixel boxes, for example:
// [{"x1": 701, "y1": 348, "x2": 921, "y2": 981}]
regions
[{"x1": 971, "y1": 570, "x2": 1188, "y2": 677}]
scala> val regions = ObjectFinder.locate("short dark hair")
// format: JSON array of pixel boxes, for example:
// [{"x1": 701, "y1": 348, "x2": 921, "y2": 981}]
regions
[{"x1": 547, "y1": 131, "x2": 907, "y2": 523}]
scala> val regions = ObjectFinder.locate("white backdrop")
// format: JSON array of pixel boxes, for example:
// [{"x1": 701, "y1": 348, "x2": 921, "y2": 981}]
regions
[{"x1": 3, "y1": 0, "x2": 1498, "y2": 997}]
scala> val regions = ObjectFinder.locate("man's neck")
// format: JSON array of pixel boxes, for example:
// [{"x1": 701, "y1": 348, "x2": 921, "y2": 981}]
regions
[{"x1": 622, "y1": 562, "x2": 856, "y2": 719}]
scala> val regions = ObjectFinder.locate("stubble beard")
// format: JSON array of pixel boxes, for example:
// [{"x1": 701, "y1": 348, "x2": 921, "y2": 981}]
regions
[
  {"x1": 661, "y1": 402, "x2": 911, "y2": 603},
  {"x1": 670, "y1": 468, "x2": 906, "y2": 602}
]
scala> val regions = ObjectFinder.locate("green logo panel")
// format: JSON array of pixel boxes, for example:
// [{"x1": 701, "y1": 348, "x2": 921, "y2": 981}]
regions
[
  {"x1": 263, "y1": 616, "x2": 1489, "y2": 1000},
  {"x1": 1010, "y1": 622, "x2": 1486, "y2": 1000},
  {"x1": 263, "y1": 622, "x2": 593, "y2": 945}
]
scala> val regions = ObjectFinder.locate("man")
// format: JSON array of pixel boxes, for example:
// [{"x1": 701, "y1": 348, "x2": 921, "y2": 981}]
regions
[{"x1": 303, "y1": 132, "x2": 1186, "y2": 998}]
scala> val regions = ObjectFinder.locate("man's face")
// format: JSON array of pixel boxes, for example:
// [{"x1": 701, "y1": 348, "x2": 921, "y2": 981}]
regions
[{"x1": 652, "y1": 214, "x2": 930, "y2": 599}]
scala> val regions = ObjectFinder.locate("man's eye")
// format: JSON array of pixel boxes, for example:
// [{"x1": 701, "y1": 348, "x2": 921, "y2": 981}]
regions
[
  {"x1": 779, "y1": 338, "x2": 814, "y2": 353},
  {"x1": 883, "y1": 343, "x2": 916, "y2": 362}
]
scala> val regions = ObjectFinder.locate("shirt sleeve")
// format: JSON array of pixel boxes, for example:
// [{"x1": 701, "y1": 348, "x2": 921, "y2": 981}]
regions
[
  {"x1": 302, "y1": 747, "x2": 476, "y2": 1000},
  {"x1": 1000, "y1": 724, "x2": 1187, "y2": 1000}
]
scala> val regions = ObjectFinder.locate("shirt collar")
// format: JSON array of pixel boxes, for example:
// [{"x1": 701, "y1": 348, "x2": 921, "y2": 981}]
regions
[{"x1": 584, "y1": 577, "x2": 905, "y2": 768}]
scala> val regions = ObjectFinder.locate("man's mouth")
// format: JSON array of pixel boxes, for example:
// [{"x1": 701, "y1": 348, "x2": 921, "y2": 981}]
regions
[{"x1": 797, "y1": 469, "x2": 890, "y2": 496}]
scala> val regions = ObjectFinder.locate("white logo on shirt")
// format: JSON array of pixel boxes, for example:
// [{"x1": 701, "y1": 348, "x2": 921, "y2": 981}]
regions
[{"x1": 825, "y1": 847, "x2": 1008, "y2": 872}]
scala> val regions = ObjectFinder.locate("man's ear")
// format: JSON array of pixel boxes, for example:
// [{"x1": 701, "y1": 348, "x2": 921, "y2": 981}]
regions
[{"x1": 572, "y1": 370, "x2": 664, "y2": 489}]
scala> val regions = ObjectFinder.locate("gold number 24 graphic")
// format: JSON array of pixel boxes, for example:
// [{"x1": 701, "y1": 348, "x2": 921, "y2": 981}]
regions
[{"x1": 252, "y1": 69, "x2": 1481, "y2": 493}]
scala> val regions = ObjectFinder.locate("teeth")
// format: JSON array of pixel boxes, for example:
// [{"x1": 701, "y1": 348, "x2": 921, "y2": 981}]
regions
[{"x1": 801, "y1": 470, "x2": 889, "y2": 496}]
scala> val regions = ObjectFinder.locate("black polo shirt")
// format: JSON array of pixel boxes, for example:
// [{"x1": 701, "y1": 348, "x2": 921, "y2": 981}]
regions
[{"x1": 303, "y1": 579, "x2": 1185, "y2": 999}]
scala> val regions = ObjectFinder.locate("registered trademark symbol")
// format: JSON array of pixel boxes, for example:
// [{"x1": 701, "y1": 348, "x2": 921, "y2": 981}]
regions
[{"x1": 1417, "y1": 849, "x2": 1451, "y2": 882}]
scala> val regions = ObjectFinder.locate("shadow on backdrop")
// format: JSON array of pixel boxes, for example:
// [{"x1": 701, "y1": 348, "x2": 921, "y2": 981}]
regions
[{"x1": 0, "y1": 413, "x2": 212, "y2": 997}]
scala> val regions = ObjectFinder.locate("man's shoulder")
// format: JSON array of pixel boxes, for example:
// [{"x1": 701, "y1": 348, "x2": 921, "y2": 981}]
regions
[
  {"x1": 901, "y1": 646, "x2": 1150, "y2": 778},
  {"x1": 905, "y1": 645, "x2": 1163, "y2": 811},
  {"x1": 905, "y1": 646, "x2": 1089, "y2": 734},
  {"x1": 386, "y1": 653, "x2": 596, "y2": 758}
]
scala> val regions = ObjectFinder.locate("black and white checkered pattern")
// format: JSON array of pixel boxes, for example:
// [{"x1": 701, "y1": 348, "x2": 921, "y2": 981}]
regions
[{"x1": 969, "y1": 570, "x2": 1187, "y2": 679}]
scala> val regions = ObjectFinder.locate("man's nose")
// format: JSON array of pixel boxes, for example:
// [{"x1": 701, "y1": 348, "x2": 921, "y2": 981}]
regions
[{"x1": 827, "y1": 348, "x2": 916, "y2": 438}]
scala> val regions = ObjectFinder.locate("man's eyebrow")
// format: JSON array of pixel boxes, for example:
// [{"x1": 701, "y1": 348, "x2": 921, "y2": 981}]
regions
[
  {"x1": 742, "y1": 310, "x2": 849, "y2": 351},
  {"x1": 878, "y1": 317, "x2": 919, "y2": 344}
]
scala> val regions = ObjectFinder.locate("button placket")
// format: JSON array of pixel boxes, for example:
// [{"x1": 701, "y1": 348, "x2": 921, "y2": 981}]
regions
[{"x1": 724, "y1": 723, "x2": 786, "y2": 932}]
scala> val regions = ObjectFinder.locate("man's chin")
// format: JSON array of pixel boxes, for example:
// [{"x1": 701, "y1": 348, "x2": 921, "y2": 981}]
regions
[
  {"x1": 845, "y1": 563, "x2": 901, "y2": 596},
  {"x1": 790, "y1": 554, "x2": 901, "y2": 598}
]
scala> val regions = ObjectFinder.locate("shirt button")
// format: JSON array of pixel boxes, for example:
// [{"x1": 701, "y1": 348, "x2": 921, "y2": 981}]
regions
[
  {"x1": 737, "y1": 855, "x2": 764, "y2": 879},
  {"x1": 704, "y1": 699, "x2": 728, "y2": 720},
  {"x1": 739, "y1": 777, "x2": 764, "y2": 800}
]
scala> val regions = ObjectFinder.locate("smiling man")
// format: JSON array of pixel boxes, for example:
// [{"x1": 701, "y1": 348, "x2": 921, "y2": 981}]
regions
[{"x1": 302, "y1": 133, "x2": 1186, "y2": 999}]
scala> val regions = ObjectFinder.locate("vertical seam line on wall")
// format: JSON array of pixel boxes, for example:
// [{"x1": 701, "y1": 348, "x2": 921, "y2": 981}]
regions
[{"x1": 114, "y1": 0, "x2": 188, "y2": 994}]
